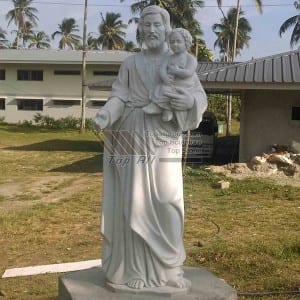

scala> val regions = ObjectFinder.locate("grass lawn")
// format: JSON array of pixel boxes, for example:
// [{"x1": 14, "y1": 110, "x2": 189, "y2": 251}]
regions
[{"x1": 0, "y1": 124, "x2": 299, "y2": 300}]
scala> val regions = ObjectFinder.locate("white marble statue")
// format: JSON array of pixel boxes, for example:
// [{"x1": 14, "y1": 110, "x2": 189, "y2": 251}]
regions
[
  {"x1": 94, "y1": 5, "x2": 207, "y2": 290},
  {"x1": 143, "y1": 28, "x2": 198, "y2": 123}
]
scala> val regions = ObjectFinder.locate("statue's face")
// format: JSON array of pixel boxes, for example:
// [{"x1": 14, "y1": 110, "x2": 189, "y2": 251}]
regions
[
  {"x1": 169, "y1": 32, "x2": 186, "y2": 54},
  {"x1": 143, "y1": 13, "x2": 166, "y2": 49}
]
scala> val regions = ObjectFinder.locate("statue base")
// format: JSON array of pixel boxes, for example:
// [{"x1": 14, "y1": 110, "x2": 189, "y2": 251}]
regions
[{"x1": 58, "y1": 266, "x2": 237, "y2": 300}]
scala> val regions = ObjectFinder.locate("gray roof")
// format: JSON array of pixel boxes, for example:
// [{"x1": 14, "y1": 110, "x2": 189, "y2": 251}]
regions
[
  {"x1": 199, "y1": 49, "x2": 300, "y2": 84},
  {"x1": 0, "y1": 49, "x2": 132, "y2": 65},
  {"x1": 196, "y1": 61, "x2": 237, "y2": 73}
]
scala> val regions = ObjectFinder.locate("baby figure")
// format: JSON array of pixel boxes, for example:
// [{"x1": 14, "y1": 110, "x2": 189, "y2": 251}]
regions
[{"x1": 143, "y1": 28, "x2": 198, "y2": 122}]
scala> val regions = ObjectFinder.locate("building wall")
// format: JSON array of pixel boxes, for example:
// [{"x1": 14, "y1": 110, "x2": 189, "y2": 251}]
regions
[
  {"x1": 239, "y1": 90, "x2": 300, "y2": 161},
  {"x1": 0, "y1": 63, "x2": 114, "y2": 123}
]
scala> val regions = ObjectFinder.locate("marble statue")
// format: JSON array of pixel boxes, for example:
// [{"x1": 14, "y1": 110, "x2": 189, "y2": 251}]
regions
[
  {"x1": 143, "y1": 28, "x2": 198, "y2": 123},
  {"x1": 94, "y1": 5, "x2": 207, "y2": 291}
]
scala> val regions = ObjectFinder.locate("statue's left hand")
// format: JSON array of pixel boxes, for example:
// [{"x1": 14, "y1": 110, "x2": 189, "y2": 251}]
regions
[{"x1": 163, "y1": 87, "x2": 194, "y2": 111}]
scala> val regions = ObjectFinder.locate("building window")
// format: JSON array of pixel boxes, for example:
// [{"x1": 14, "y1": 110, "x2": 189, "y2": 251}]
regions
[
  {"x1": 93, "y1": 71, "x2": 118, "y2": 76},
  {"x1": 0, "y1": 99, "x2": 5, "y2": 110},
  {"x1": 53, "y1": 100, "x2": 81, "y2": 106},
  {"x1": 17, "y1": 99, "x2": 43, "y2": 111},
  {"x1": 0, "y1": 70, "x2": 5, "y2": 80},
  {"x1": 291, "y1": 106, "x2": 300, "y2": 121},
  {"x1": 54, "y1": 70, "x2": 81, "y2": 75},
  {"x1": 91, "y1": 100, "x2": 106, "y2": 107},
  {"x1": 17, "y1": 70, "x2": 43, "y2": 81}
]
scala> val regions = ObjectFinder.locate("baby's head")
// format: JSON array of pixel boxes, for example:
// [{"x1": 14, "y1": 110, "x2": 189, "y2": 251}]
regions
[{"x1": 169, "y1": 28, "x2": 193, "y2": 52}]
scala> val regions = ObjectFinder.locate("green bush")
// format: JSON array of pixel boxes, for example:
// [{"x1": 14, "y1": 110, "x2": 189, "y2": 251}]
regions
[{"x1": 32, "y1": 113, "x2": 94, "y2": 130}]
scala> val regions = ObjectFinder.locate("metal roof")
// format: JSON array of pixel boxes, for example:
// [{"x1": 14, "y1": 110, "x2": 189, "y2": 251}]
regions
[
  {"x1": 198, "y1": 49, "x2": 300, "y2": 84},
  {"x1": 0, "y1": 49, "x2": 132, "y2": 65},
  {"x1": 196, "y1": 61, "x2": 237, "y2": 73}
]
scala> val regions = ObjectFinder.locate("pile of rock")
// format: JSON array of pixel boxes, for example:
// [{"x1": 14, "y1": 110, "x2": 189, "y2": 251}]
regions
[{"x1": 250, "y1": 146, "x2": 300, "y2": 176}]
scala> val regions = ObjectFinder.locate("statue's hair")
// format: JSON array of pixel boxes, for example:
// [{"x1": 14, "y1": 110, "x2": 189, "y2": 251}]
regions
[
  {"x1": 170, "y1": 28, "x2": 193, "y2": 49},
  {"x1": 138, "y1": 5, "x2": 172, "y2": 40}
]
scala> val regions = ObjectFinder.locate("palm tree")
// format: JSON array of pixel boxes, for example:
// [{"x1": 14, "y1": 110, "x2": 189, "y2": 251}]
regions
[
  {"x1": 52, "y1": 18, "x2": 82, "y2": 49},
  {"x1": 87, "y1": 32, "x2": 100, "y2": 50},
  {"x1": 6, "y1": 0, "x2": 39, "y2": 49},
  {"x1": 0, "y1": 27, "x2": 10, "y2": 48},
  {"x1": 213, "y1": 7, "x2": 251, "y2": 136},
  {"x1": 98, "y1": 12, "x2": 127, "y2": 50},
  {"x1": 213, "y1": 8, "x2": 251, "y2": 61},
  {"x1": 217, "y1": 0, "x2": 262, "y2": 61},
  {"x1": 28, "y1": 31, "x2": 51, "y2": 49},
  {"x1": 279, "y1": 0, "x2": 300, "y2": 48}
]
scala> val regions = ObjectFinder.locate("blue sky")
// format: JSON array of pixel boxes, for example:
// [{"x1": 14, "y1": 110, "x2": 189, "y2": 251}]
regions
[{"x1": 0, "y1": 0, "x2": 298, "y2": 61}]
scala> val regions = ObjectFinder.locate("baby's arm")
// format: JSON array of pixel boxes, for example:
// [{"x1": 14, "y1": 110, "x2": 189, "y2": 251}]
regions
[{"x1": 170, "y1": 53, "x2": 197, "y2": 79}]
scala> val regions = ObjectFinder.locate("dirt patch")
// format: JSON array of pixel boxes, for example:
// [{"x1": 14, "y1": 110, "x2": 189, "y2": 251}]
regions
[
  {"x1": 211, "y1": 162, "x2": 300, "y2": 187},
  {"x1": 0, "y1": 174, "x2": 102, "y2": 213}
]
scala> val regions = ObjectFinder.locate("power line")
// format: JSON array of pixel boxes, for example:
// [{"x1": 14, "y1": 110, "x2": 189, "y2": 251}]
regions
[{"x1": 0, "y1": 0, "x2": 296, "y2": 8}]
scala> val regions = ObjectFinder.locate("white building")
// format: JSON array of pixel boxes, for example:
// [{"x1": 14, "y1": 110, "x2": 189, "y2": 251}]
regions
[{"x1": 0, "y1": 49, "x2": 132, "y2": 123}]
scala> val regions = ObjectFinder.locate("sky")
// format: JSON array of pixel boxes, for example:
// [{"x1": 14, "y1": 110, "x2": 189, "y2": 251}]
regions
[{"x1": 0, "y1": 0, "x2": 298, "y2": 61}]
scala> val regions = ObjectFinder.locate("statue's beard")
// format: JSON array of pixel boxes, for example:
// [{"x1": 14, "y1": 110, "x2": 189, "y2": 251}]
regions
[{"x1": 144, "y1": 35, "x2": 164, "y2": 49}]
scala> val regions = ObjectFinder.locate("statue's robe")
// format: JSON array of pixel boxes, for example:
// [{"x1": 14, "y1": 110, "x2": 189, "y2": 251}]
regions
[{"x1": 99, "y1": 51, "x2": 207, "y2": 287}]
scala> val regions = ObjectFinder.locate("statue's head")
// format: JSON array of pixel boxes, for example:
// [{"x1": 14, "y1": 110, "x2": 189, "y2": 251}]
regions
[
  {"x1": 138, "y1": 5, "x2": 172, "y2": 49},
  {"x1": 169, "y1": 28, "x2": 193, "y2": 51}
]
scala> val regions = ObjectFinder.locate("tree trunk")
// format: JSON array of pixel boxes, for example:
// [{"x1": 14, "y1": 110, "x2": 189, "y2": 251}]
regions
[
  {"x1": 80, "y1": 0, "x2": 88, "y2": 133},
  {"x1": 225, "y1": 0, "x2": 240, "y2": 136},
  {"x1": 232, "y1": 0, "x2": 241, "y2": 61}
]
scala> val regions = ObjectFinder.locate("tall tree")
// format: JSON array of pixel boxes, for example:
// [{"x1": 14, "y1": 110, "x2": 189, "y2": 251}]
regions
[
  {"x1": 279, "y1": 0, "x2": 300, "y2": 48},
  {"x1": 0, "y1": 27, "x2": 9, "y2": 48},
  {"x1": 6, "y1": 0, "x2": 39, "y2": 49},
  {"x1": 213, "y1": 7, "x2": 251, "y2": 136},
  {"x1": 213, "y1": 7, "x2": 251, "y2": 62},
  {"x1": 28, "y1": 31, "x2": 51, "y2": 49},
  {"x1": 217, "y1": 0, "x2": 262, "y2": 61},
  {"x1": 98, "y1": 12, "x2": 127, "y2": 50},
  {"x1": 87, "y1": 32, "x2": 100, "y2": 50},
  {"x1": 52, "y1": 18, "x2": 82, "y2": 49}
]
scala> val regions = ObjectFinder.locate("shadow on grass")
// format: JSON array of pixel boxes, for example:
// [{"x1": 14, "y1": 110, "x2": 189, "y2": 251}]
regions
[
  {"x1": 5, "y1": 139, "x2": 103, "y2": 152},
  {"x1": 50, "y1": 154, "x2": 103, "y2": 173}
]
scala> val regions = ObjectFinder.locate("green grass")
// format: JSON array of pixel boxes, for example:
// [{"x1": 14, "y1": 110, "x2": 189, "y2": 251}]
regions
[{"x1": 0, "y1": 124, "x2": 299, "y2": 300}]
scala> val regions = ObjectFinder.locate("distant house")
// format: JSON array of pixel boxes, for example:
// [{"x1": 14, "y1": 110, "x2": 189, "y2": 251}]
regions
[
  {"x1": 0, "y1": 49, "x2": 132, "y2": 123},
  {"x1": 199, "y1": 49, "x2": 300, "y2": 161}
]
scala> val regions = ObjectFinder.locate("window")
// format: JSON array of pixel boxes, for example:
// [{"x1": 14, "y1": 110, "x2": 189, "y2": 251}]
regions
[
  {"x1": 0, "y1": 70, "x2": 5, "y2": 80},
  {"x1": 17, "y1": 99, "x2": 43, "y2": 111},
  {"x1": 93, "y1": 71, "x2": 118, "y2": 76},
  {"x1": 291, "y1": 106, "x2": 300, "y2": 121},
  {"x1": 53, "y1": 100, "x2": 81, "y2": 106},
  {"x1": 91, "y1": 100, "x2": 106, "y2": 107},
  {"x1": 54, "y1": 70, "x2": 81, "y2": 75},
  {"x1": 17, "y1": 70, "x2": 43, "y2": 81},
  {"x1": 0, "y1": 99, "x2": 5, "y2": 110}
]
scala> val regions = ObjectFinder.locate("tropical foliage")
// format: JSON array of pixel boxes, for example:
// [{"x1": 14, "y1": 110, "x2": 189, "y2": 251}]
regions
[
  {"x1": 28, "y1": 31, "x2": 51, "y2": 49},
  {"x1": 0, "y1": 27, "x2": 10, "y2": 48},
  {"x1": 279, "y1": 0, "x2": 300, "y2": 48},
  {"x1": 98, "y1": 12, "x2": 127, "y2": 50},
  {"x1": 213, "y1": 8, "x2": 252, "y2": 62},
  {"x1": 51, "y1": 18, "x2": 82, "y2": 49},
  {"x1": 6, "y1": 0, "x2": 39, "y2": 49}
]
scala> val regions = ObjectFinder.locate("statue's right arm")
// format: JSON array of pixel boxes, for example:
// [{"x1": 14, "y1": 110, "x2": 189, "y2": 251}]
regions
[
  {"x1": 94, "y1": 97, "x2": 125, "y2": 130},
  {"x1": 94, "y1": 56, "x2": 131, "y2": 130}
]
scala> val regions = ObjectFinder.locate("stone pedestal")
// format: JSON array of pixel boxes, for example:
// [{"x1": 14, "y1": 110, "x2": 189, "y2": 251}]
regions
[{"x1": 58, "y1": 266, "x2": 237, "y2": 300}]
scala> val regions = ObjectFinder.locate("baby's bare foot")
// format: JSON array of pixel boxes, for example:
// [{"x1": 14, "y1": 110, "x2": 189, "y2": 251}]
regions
[
  {"x1": 127, "y1": 278, "x2": 145, "y2": 289},
  {"x1": 167, "y1": 276, "x2": 191, "y2": 289}
]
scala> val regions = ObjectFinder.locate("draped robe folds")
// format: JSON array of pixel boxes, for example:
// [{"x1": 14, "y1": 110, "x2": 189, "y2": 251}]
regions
[{"x1": 98, "y1": 51, "x2": 207, "y2": 288}]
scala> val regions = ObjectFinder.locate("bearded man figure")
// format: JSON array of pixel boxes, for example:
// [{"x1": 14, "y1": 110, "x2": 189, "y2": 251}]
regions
[{"x1": 94, "y1": 5, "x2": 207, "y2": 290}]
